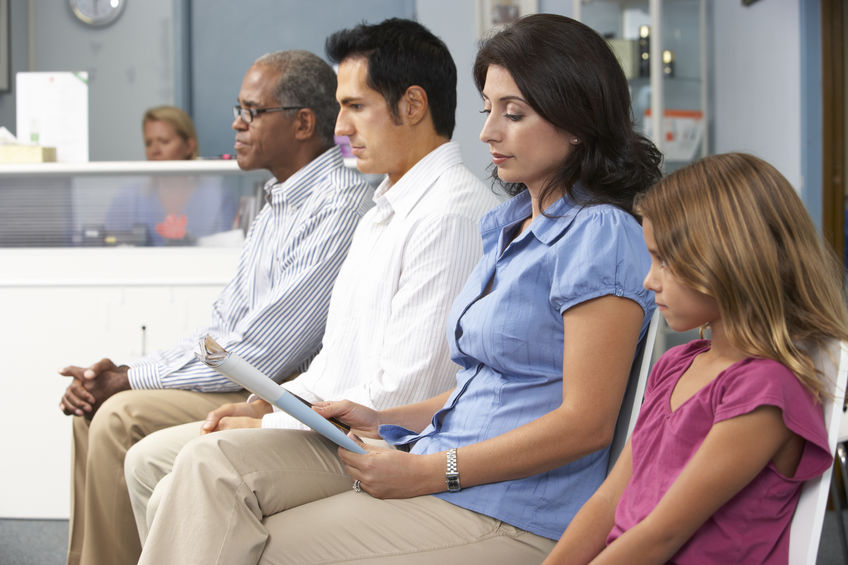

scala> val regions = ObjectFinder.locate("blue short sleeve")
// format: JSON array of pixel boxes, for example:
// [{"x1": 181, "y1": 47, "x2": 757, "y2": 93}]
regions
[{"x1": 549, "y1": 206, "x2": 653, "y2": 316}]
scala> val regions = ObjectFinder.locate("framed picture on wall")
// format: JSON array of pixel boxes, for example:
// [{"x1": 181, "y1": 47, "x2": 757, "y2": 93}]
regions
[
  {"x1": 0, "y1": 0, "x2": 8, "y2": 92},
  {"x1": 476, "y1": 0, "x2": 538, "y2": 40}
]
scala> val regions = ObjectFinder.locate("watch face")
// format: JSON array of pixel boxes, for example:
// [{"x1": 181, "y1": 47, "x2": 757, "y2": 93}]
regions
[{"x1": 69, "y1": 0, "x2": 126, "y2": 27}]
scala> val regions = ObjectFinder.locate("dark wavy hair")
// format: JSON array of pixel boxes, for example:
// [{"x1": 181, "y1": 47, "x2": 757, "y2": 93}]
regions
[
  {"x1": 473, "y1": 13, "x2": 662, "y2": 213},
  {"x1": 326, "y1": 18, "x2": 457, "y2": 139}
]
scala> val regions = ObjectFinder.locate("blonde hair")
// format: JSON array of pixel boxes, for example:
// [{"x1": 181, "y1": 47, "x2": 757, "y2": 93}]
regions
[
  {"x1": 142, "y1": 105, "x2": 199, "y2": 159},
  {"x1": 636, "y1": 153, "x2": 848, "y2": 400}
]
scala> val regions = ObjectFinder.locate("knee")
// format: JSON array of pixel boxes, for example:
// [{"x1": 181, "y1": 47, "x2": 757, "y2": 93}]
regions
[
  {"x1": 173, "y1": 433, "x2": 226, "y2": 469},
  {"x1": 124, "y1": 436, "x2": 151, "y2": 492},
  {"x1": 87, "y1": 390, "x2": 142, "y2": 452}
]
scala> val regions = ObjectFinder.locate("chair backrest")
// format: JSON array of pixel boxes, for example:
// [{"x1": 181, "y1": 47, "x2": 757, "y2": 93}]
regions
[
  {"x1": 607, "y1": 310, "x2": 661, "y2": 474},
  {"x1": 788, "y1": 340, "x2": 848, "y2": 565}
]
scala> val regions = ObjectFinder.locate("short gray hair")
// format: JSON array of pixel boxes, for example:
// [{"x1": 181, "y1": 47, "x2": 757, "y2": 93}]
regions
[{"x1": 254, "y1": 50, "x2": 338, "y2": 147}]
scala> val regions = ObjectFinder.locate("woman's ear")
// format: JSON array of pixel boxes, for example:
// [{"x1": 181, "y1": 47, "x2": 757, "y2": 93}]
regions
[
  {"x1": 185, "y1": 137, "x2": 198, "y2": 159},
  {"x1": 293, "y1": 108, "x2": 317, "y2": 140},
  {"x1": 401, "y1": 85, "x2": 429, "y2": 126}
]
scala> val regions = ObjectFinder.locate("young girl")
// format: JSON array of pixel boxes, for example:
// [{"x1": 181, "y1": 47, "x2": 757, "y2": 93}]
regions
[{"x1": 544, "y1": 152, "x2": 848, "y2": 564}]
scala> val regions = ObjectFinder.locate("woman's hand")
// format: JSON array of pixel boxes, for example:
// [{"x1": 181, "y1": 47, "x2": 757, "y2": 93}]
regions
[
  {"x1": 338, "y1": 440, "x2": 443, "y2": 499},
  {"x1": 202, "y1": 397, "x2": 272, "y2": 433},
  {"x1": 312, "y1": 400, "x2": 382, "y2": 438}
]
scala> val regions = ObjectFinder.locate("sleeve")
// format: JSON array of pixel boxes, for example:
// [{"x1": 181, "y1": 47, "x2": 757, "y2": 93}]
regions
[
  {"x1": 713, "y1": 360, "x2": 833, "y2": 480},
  {"x1": 549, "y1": 208, "x2": 652, "y2": 316},
  {"x1": 259, "y1": 213, "x2": 480, "y2": 430},
  {"x1": 104, "y1": 185, "x2": 142, "y2": 232},
  {"x1": 128, "y1": 189, "x2": 367, "y2": 392}
]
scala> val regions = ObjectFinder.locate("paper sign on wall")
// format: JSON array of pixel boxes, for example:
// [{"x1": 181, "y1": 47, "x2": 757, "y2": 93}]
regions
[
  {"x1": 644, "y1": 109, "x2": 704, "y2": 162},
  {"x1": 16, "y1": 72, "x2": 89, "y2": 162}
]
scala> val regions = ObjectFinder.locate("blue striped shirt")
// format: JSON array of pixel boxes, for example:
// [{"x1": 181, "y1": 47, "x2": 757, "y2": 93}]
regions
[{"x1": 128, "y1": 146, "x2": 373, "y2": 391}]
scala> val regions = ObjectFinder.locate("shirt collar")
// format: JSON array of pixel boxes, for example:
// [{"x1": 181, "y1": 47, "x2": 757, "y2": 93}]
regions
[
  {"x1": 371, "y1": 141, "x2": 463, "y2": 221},
  {"x1": 481, "y1": 185, "x2": 585, "y2": 246},
  {"x1": 264, "y1": 145, "x2": 343, "y2": 208}
]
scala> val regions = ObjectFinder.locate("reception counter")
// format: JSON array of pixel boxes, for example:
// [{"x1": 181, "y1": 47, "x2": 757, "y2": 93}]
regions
[{"x1": 0, "y1": 160, "x2": 266, "y2": 518}]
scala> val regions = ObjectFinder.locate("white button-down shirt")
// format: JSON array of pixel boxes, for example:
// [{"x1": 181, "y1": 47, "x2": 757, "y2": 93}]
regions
[{"x1": 263, "y1": 141, "x2": 499, "y2": 428}]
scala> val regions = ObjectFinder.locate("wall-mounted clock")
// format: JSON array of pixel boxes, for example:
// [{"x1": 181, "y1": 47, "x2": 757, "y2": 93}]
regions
[{"x1": 68, "y1": 0, "x2": 127, "y2": 27}]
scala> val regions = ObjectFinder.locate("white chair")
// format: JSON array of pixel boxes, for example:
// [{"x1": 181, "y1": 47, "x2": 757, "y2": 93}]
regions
[
  {"x1": 607, "y1": 310, "x2": 661, "y2": 473},
  {"x1": 788, "y1": 341, "x2": 848, "y2": 565},
  {"x1": 826, "y1": 402, "x2": 848, "y2": 561}
]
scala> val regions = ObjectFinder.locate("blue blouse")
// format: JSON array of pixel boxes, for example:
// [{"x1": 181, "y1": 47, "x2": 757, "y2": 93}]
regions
[
  {"x1": 105, "y1": 177, "x2": 238, "y2": 246},
  {"x1": 380, "y1": 189, "x2": 655, "y2": 540}
]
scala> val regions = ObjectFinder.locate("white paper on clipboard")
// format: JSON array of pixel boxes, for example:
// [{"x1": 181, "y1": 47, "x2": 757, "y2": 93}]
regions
[{"x1": 196, "y1": 335, "x2": 366, "y2": 454}]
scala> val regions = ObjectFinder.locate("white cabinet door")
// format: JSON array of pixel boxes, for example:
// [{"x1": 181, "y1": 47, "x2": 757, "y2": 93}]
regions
[{"x1": 0, "y1": 248, "x2": 237, "y2": 518}]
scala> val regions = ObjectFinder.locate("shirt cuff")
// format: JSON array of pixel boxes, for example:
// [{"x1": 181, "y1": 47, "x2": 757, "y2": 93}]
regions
[
  {"x1": 127, "y1": 360, "x2": 162, "y2": 390},
  {"x1": 261, "y1": 411, "x2": 309, "y2": 430}
]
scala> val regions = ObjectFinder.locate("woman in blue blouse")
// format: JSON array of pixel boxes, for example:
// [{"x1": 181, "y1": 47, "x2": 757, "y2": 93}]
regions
[{"x1": 138, "y1": 15, "x2": 662, "y2": 564}]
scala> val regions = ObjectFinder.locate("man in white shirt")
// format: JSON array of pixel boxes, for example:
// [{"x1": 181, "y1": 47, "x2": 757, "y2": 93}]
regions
[
  {"x1": 128, "y1": 20, "x2": 498, "y2": 556},
  {"x1": 60, "y1": 51, "x2": 373, "y2": 565}
]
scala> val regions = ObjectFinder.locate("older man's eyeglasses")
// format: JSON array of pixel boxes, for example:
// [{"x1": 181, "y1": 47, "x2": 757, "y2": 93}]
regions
[{"x1": 233, "y1": 105, "x2": 304, "y2": 124}]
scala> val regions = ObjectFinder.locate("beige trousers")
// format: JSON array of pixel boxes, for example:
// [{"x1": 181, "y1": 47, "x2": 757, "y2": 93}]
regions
[
  {"x1": 124, "y1": 420, "x2": 203, "y2": 542},
  {"x1": 138, "y1": 428, "x2": 555, "y2": 565},
  {"x1": 67, "y1": 388, "x2": 247, "y2": 565}
]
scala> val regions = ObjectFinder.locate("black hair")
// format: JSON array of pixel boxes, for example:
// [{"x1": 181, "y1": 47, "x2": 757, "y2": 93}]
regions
[
  {"x1": 473, "y1": 13, "x2": 663, "y2": 213},
  {"x1": 326, "y1": 18, "x2": 457, "y2": 138}
]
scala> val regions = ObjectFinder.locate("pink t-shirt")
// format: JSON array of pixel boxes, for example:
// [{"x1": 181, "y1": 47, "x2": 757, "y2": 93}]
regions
[{"x1": 607, "y1": 340, "x2": 832, "y2": 564}]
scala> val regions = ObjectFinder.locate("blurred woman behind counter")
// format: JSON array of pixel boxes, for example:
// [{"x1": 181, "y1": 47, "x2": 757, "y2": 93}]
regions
[{"x1": 105, "y1": 105, "x2": 238, "y2": 245}]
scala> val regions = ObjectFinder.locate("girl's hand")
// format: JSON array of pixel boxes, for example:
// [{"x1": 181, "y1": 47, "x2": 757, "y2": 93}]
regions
[
  {"x1": 312, "y1": 400, "x2": 382, "y2": 438},
  {"x1": 338, "y1": 440, "x2": 442, "y2": 499}
]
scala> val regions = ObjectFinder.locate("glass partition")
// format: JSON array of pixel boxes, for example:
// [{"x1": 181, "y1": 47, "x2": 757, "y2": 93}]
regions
[{"x1": 0, "y1": 161, "x2": 269, "y2": 247}]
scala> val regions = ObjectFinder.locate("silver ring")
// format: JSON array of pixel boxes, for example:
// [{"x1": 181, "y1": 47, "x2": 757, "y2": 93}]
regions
[{"x1": 353, "y1": 479, "x2": 361, "y2": 493}]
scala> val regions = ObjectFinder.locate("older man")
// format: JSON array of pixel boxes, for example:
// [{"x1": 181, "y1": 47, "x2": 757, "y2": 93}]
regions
[{"x1": 60, "y1": 50, "x2": 372, "y2": 565}]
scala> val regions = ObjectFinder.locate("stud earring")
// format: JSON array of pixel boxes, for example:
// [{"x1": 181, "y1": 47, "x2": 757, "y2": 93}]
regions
[{"x1": 571, "y1": 137, "x2": 581, "y2": 144}]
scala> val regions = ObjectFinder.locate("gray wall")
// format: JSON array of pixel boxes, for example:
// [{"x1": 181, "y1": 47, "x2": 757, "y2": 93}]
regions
[
  {"x1": 28, "y1": 0, "x2": 177, "y2": 161},
  {"x1": 0, "y1": 0, "x2": 33, "y2": 138},
  {"x1": 710, "y1": 0, "x2": 803, "y2": 189}
]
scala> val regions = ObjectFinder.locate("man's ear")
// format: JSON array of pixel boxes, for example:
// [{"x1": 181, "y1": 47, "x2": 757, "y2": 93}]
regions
[
  {"x1": 400, "y1": 85, "x2": 429, "y2": 126},
  {"x1": 293, "y1": 108, "x2": 317, "y2": 140}
]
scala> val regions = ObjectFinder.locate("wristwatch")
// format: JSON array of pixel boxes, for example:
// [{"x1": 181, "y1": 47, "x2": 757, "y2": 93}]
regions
[{"x1": 446, "y1": 448, "x2": 461, "y2": 492}]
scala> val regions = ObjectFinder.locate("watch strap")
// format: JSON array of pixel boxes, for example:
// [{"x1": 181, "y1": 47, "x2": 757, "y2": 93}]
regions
[{"x1": 445, "y1": 447, "x2": 461, "y2": 492}]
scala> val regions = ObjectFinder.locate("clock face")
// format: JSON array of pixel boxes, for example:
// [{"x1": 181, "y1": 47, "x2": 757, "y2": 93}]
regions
[{"x1": 68, "y1": 0, "x2": 126, "y2": 27}]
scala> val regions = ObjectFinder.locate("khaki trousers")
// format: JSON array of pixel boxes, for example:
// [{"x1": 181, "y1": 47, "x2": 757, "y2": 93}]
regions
[
  {"x1": 138, "y1": 428, "x2": 555, "y2": 565},
  {"x1": 124, "y1": 420, "x2": 204, "y2": 542},
  {"x1": 67, "y1": 388, "x2": 247, "y2": 565}
]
